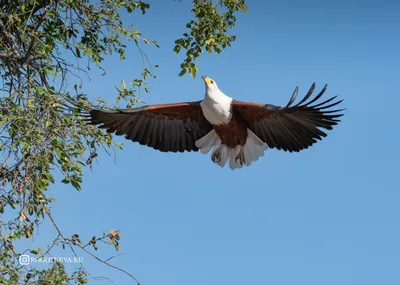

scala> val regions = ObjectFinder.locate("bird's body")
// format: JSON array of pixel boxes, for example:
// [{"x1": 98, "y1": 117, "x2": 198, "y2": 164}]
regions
[
  {"x1": 89, "y1": 76, "x2": 343, "y2": 169},
  {"x1": 196, "y1": 77, "x2": 266, "y2": 168}
]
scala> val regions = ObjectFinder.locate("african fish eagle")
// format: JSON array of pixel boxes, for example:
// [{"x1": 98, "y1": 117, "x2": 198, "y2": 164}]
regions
[{"x1": 88, "y1": 76, "x2": 344, "y2": 169}]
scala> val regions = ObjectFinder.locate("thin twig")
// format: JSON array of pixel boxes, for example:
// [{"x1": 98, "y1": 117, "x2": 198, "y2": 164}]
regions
[
  {"x1": 47, "y1": 211, "x2": 139, "y2": 284},
  {"x1": 73, "y1": 243, "x2": 140, "y2": 284}
]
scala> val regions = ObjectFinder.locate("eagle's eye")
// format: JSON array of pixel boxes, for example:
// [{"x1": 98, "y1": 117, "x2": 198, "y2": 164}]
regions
[{"x1": 210, "y1": 80, "x2": 214, "y2": 84}]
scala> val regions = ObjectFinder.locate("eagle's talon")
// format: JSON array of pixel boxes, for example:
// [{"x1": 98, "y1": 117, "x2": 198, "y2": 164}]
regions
[
  {"x1": 235, "y1": 149, "x2": 245, "y2": 165},
  {"x1": 212, "y1": 153, "x2": 221, "y2": 163},
  {"x1": 235, "y1": 156, "x2": 244, "y2": 165}
]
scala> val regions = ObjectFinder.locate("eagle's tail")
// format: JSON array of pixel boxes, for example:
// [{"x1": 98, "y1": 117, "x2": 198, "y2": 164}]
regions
[
  {"x1": 241, "y1": 129, "x2": 268, "y2": 168},
  {"x1": 195, "y1": 129, "x2": 267, "y2": 170}
]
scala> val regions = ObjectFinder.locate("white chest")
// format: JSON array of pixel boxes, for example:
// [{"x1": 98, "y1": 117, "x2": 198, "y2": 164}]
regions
[{"x1": 200, "y1": 91, "x2": 233, "y2": 125}]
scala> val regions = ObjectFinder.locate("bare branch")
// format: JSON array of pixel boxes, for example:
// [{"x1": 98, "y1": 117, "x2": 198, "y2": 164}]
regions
[{"x1": 47, "y1": 211, "x2": 140, "y2": 284}]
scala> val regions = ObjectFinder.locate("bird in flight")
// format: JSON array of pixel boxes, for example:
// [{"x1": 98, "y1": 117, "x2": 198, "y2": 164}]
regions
[{"x1": 89, "y1": 76, "x2": 344, "y2": 169}]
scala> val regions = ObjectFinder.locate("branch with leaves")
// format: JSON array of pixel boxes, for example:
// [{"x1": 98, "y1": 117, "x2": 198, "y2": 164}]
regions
[
  {"x1": 174, "y1": 0, "x2": 247, "y2": 77},
  {"x1": 46, "y1": 211, "x2": 139, "y2": 284}
]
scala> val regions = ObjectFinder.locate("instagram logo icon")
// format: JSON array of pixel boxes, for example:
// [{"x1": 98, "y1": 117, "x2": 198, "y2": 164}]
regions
[{"x1": 19, "y1": 254, "x2": 30, "y2": 265}]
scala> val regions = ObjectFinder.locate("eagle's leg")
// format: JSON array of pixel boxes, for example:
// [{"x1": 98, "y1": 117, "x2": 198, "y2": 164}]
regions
[
  {"x1": 211, "y1": 145, "x2": 223, "y2": 163},
  {"x1": 235, "y1": 146, "x2": 245, "y2": 166}
]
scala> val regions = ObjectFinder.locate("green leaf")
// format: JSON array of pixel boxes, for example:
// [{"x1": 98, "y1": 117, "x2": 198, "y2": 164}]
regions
[
  {"x1": 173, "y1": 45, "x2": 181, "y2": 53},
  {"x1": 30, "y1": 248, "x2": 43, "y2": 255},
  {"x1": 61, "y1": 175, "x2": 70, "y2": 184},
  {"x1": 75, "y1": 47, "x2": 81, "y2": 58},
  {"x1": 179, "y1": 69, "x2": 187, "y2": 76}
]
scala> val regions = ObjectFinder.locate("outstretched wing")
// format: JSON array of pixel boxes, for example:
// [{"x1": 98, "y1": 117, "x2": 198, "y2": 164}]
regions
[
  {"x1": 232, "y1": 83, "x2": 344, "y2": 152},
  {"x1": 89, "y1": 102, "x2": 212, "y2": 152}
]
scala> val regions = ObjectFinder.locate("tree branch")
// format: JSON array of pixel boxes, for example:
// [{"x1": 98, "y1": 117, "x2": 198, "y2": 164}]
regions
[
  {"x1": 47, "y1": 211, "x2": 140, "y2": 284},
  {"x1": 0, "y1": 17, "x2": 22, "y2": 58},
  {"x1": 25, "y1": 7, "x2": 50, "y2": 64}
]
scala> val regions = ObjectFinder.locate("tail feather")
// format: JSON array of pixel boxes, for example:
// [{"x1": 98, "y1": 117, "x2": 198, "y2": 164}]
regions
[
  {"x1": 195, "y1": 130, "x2": 220, "y2": 154},
  {"x1": 243, "y1": 145, "x2": 252, "y2": 166},
  {"x1": 243, "y1": 129, "x2": 268, "y2": 167},
  {"x1": 219, "y1": 146, "x2": 229, "y2": 168},
  {"x1": 229, "y1": 146, "x2": 241, "y2": 170}
]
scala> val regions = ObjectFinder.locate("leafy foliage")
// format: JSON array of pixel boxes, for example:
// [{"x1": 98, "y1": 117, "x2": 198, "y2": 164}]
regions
[
  {"x1": 174, "y1": 0, "x2": 247, "y2": 77},
  {"x1": 0, "y1": 0, "x2": 246, "y2": 283}
]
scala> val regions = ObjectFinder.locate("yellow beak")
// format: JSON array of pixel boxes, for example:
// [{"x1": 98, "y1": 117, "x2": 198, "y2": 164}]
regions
[{"x1": 202, "y1": 76, "x2": 213, "y2": 85}]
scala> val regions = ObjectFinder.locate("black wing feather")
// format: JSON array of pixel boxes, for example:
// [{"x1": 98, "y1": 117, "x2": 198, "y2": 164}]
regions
[
  {"x1": 234, "y1": 83, "x2": 344, "y2": 153},
  {"x1": 89, "y1": 102, "x2": 212, "y2": 153}
]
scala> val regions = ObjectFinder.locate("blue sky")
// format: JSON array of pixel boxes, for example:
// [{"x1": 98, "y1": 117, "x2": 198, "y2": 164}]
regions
[{"x1": 19, "y1": 1, "x2": 400, "y2": 284}]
